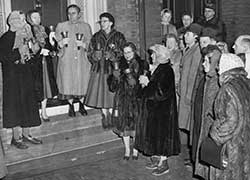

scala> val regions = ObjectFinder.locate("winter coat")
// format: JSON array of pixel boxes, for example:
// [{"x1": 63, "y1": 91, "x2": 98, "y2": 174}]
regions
[
  {"x1": 209, "y1": 68, "x2": 250, "y2": 180},
  {"x1": 178, "y1": 43, "x2": 202, "y2": 130}
]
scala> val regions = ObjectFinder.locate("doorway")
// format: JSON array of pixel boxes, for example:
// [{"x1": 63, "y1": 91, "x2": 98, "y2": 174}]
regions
[{"x1": 11, "y1": 0, "x2": 67, "y2": 27}]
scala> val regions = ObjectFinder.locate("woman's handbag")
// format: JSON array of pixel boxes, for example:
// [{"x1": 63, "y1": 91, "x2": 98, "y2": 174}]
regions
[{"x1": 200, "y1": 136, "x2": 227, "y2": 169}]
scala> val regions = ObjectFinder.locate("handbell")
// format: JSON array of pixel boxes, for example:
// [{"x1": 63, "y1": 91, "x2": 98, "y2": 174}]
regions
[
  {"x1": 113, "y1": 61, "x2": 119, "y2": 70},
  {"x1": 76, "y1": 33, "x2": 84, "y2": 50},
  {"x1": 61, "y1": 31, "x2": 68, "y2": 47}
]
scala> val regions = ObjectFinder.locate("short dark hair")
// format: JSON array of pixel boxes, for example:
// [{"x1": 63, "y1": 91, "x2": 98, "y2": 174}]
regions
[
  {"x1": 67, "y1": 4, "x2": 81, "y2": 14},
  {"x1": 181, "y1": 12, "x2": 193, "y2": 19},
  {"x1": 99, "y1": 12, "x2": 115, "y2": 29},
  {"x1": 123, "y1": 42, "x2": 137, "y2": 52},
  {"x1": 201, "y1": 44, "x2": 221, "y2": 57}
]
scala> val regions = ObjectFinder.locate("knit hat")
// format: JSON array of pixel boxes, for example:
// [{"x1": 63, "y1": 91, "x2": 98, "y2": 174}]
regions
[
  {"x1": 186, "y1": 23, "x2": 202, "y2": 36},
  {"x1": 218, "y1": 53, "x2": 245, "y2": 75}
]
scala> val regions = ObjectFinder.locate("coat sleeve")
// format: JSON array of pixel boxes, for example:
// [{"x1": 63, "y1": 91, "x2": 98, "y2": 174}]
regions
[
  {"x1": 186, "y1": 48, "x2": 202, "y2": 102},
  {"x1": 144, "y1": 65, "x2": 175, "y2": 101},
  {"x1": 0, "y1": 32, "x2": 21, "y2": 64},
  {"x1": 210, "y1": 87, "x2": 243, "y2": 145}
]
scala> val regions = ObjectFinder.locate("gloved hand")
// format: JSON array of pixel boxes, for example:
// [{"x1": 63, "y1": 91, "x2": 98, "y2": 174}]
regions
[
  {"x1": 139, "y1": 75, "x2": 149, "y2": 87},
  {"x1": 49, "y1": 32, "x2": 56, "y2": 46},
  {"x1": 62, "y1": 38, "x2": 69, "y2": 46},
  {"x1": 18, "y1": 44, "x2": 30, "y2": 63},
  {"x1": 93, "y1": 50, "x2": 103, "y2": 61},
  {"x1": 40, "y1": 48, "x2": 50, "y2": 56},
  {"x1": 113, "y1": 70, "x2": 120, "y2": 78},
  {"x1": 104, "y1": 51, "x2": 115, "y2": 61}
]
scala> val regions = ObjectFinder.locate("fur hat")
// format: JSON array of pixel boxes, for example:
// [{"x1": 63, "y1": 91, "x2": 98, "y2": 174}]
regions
[
  {"x1": 218, "y1": 53, "x2": 245, "y2": 75},
  {"x1": 99, "y1": 12, "x2": 115, "y2": 28},
  {"x1": 201, "y1": 27, "x2": 218, "y2": 40}
]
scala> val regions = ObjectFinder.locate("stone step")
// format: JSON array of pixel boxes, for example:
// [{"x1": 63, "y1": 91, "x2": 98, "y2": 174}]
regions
[
  {"x1": 6, "y1": 137, "x2": 123, "y2": 180},
  {"x1": 1, "y1": 109, "x2": 102, "y2": 145}
]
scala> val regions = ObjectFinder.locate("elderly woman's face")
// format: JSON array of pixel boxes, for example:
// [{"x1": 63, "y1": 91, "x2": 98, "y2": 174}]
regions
[
  {"x1": 166, "y1": 37, "x2": 178, "y2": 50},
  {"x1": 30, "y1": 12, "x2": 41, "y2": 25},
  {"x1": 100, "y1": 17, "x2": 112, "y2": 31},
  {"x1": 9, "y1": 13, "x2": 26, "y2": 30},
  {"x1": 123, "y1": 46, "x2": 134, "y2": 61}
]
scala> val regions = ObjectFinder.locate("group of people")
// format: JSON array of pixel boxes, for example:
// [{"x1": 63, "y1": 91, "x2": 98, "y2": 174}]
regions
[{"x1": 0, "y1": 2, "x2": 250, "y2": 180}]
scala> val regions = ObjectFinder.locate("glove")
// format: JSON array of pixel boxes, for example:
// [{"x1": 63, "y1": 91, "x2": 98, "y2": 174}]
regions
[
  {"x1": 62, "y1": 38, "x2": 69, "y2": 46},
  {"x1": 127, "y1": 77, "x2": 136, "y2": 87},
  {"x1": 76, "y1": 40, "x2": 86, "y2": 48},
  {"x1": 113, "y1": 70, "x2": 120, "y2": 78},
  {"x1": 93, "y1": 50, "x2": 103, "y2": 61},
  {"x1": 104, "y1": 51, "x2": 115, "y2": 61},
  {"x1": 40, "y1": 48, "x2": 50, "y2": 56},
  {"x1": 49, "y1": 32, "x2": 56, "y2": 46},
  {"x1": 139, "y1": 75, "x2": 149, "y2": 87},
  {"x1": 18, "y1": 44, "x2": 30, "y2": 63}
]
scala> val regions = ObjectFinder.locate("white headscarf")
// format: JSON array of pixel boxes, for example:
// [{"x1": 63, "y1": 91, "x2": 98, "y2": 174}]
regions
[{"x1": 218, "y1": 53, "x2": 245, "y2": 75}]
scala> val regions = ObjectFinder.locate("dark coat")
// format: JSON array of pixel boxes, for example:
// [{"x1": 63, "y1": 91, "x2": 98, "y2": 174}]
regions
[
  {"x1": 135, "y1": 62, "x2": 180, "y2": 157},
  {"x1": 31, "y1": 26, "x2": 58, "y2": 101},
  {"x1": 85, "y1": 29, "x2": 126, "y2": 108},
  {"x1": 0, "y1": 31, "x2": 41, "y2": 128},
  {"x1": 209, "y1": 68, "x2": 250, "y2": 180},
  {"x1": 108, "y1": 56, "x2": 144, "y2": 135},
  {"x1": 197, "y1": 17, "x2": 226, "y2": 42}
]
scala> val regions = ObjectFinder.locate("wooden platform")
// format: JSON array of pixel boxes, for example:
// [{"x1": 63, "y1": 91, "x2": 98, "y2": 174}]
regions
[{"x1": 1, "y1": 108, "x2": 122, "y2": 179}]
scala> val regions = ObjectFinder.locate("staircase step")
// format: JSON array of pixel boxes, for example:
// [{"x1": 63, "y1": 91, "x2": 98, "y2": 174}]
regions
[
  {"x1": 6, "y1": 138, "x2": 123, "y2": 180},
  {"x1": 1, "y1": 109, "x2": 102, "y2": 145},
  {"x1": 5, "y1": 130, "x2": 119, "y2": 165}
]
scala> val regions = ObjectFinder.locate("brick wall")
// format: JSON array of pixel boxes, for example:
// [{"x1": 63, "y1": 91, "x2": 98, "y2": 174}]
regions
[
  {"x1": 221, "y1": 0, "x2": 250, "y2": 46},
  {"x1": 107, "y1": 0, "x2": 140, "y2": 52}
]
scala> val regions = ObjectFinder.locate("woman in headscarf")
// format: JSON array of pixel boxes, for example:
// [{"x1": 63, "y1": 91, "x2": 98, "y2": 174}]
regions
[
  {"x1": 85, "y1": 12, "x2": 126, "y2": 128},
  {"x1": 26, "y1": 10, "x2": 58, "y2": 122},
  {"x1": 209, "y1": 53, "x2": 250, "y2": 179},
  {"x1": 0, "y1": 11, "x2": 42, "y2": 149},
  {"x1": 135, "y1": 44, "x2": 180, "y2": 176}
]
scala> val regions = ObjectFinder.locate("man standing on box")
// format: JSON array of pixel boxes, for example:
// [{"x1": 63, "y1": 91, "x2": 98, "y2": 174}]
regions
[{"x1": 55, "y1": 4, "x2": 92, "y2": 117}]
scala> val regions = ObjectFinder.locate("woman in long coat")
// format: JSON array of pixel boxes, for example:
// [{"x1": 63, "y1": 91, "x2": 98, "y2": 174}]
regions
[
  {"x1": 0, "y1": 11, "x2": 42, "y2": 149},
  {"x1": 209, "y1": 53, "x2": 250, "y2": 180},
  {"x1": 108, "y1": 42, "x2": 146, "y2": 160},
  {"x1": 85, "y1": 12, "x2": 126, "y2": 126},
  {"x1": 135, "y1": 44, "x2": 180, "y2": 176},
  {"x1": 26, "y1": 10, "x2": 58, "y2": 121}
]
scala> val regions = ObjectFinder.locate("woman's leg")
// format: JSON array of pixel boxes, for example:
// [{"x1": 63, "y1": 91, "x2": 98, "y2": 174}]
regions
[
  {"x1": 132, "y1": 137, "x2": 138, "y2": 157},
  {"x1": 79, "y1": 97, "x2": 87, "y2": 116},
  {"x1": 41, "y1": 98, "x2": 49, "y2": 121},
  {"x1": 22, "y1": 127, "x2": 42, "y2": 145},
  {"x1": 11, "y1": 127, "x2": 28, "y2": 149},
  {"x1": 123, "y1": 136, "x2": 130, "y2": 158},
  {"x1": 68, "y1": 99, "x2": 76, "y2": 117}
]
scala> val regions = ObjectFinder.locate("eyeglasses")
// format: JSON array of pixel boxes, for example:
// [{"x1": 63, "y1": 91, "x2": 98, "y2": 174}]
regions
[{"x1": 99, "y1": 20, "x2": 110, "y2": 23}]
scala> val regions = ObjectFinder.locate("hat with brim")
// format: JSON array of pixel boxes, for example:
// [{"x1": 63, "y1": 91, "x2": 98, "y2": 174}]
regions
[
  {"x1": 205, "y1": 3, "x2": 216, "y2": 12},
  {"x1": 186, "y1": 23, "x2": 202, "y2": 36}
]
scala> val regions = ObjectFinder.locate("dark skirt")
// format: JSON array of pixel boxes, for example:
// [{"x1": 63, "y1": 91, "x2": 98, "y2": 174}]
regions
[
  {"x1": 85, "y1": 71, "x2": 114, "y2": 108},
  {"x1": 3, "y1": 64, "x2": 41, "y2": 128}
]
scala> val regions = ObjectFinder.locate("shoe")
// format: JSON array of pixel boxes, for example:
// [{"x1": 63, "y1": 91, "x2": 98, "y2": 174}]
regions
[
  {"x1": 146, "y1": 156, "x2": 160, "y2": 170},
  {"x1": 132, "y1": 154, "x2": 139, "y2": 160},
  {"x1": 41, "y1": 116, "x2": 50, "y2": 122},
  {"x1": 68, "y1": 103, "x2": 76, "y2": 117},
  {"x1": 152, "y1": 160, "x2": 169, "y2": 176},
  {"x1": 11, "y1": 138, "x2": 28, "y2": 149},
  {"x1": 79, "y1": 102, "x2": 88, "y2": 116},
  {"x1": 22, "y1": 135, "x2": 43, "y2": 145},
  {"x1": 123, "y1": 156, "x2": 130, "y2": 161}
]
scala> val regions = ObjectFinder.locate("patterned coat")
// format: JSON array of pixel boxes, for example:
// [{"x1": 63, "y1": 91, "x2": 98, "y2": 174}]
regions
[{"x1": 209, "y1": 68, "x2": 250, "y2": 180}]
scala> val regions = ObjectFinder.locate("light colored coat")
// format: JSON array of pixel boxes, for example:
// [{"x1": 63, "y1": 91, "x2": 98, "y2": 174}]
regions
[
  {"x1": 55, "y1": 20, "x2": 92, "y2": 96},
  {"x1": 178, "y1": 43, "x2": 201, "y2": 130}
]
